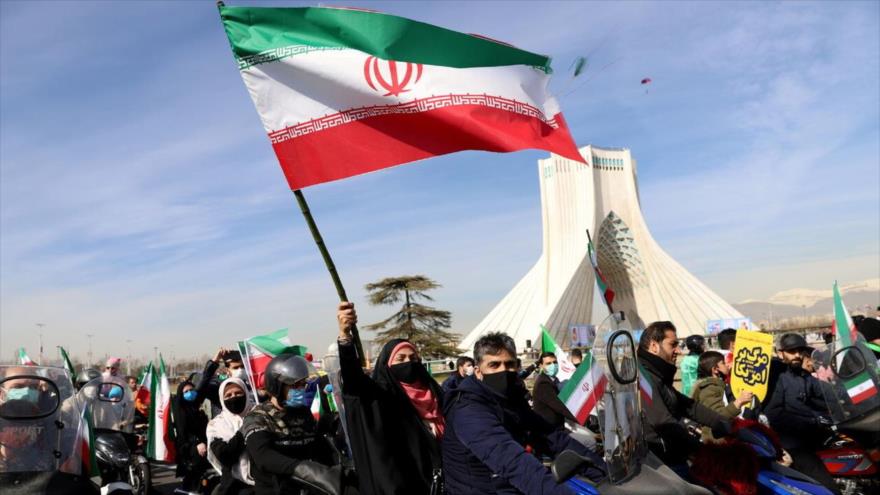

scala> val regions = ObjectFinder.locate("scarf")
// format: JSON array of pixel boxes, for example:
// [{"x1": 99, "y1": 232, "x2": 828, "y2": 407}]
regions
[
  {"x1": 206, "y1": 377, "x2": 254, "y2": 485},
  {"x1": 388, "y1": 342, "x2": 446, "y2": 439}
]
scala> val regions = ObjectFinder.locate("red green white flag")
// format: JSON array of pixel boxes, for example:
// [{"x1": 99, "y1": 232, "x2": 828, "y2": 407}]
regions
[
  {"x1": 588, "y1": 235, "x2": 614, "y2": 311},
  {"x1": 638, "y1": 362, "x2": 653, "y2": 406},
  {"x1": 237, "y1": 329, "x2": 307, "y2": 399},
  {"x1": 136, "y1": 362, "x2": 154, "y2": 410},
  {"x1": 78, "y1": 404, "x2": 99, "y2": 477},
  {"x1": 540, "y1": 325, "x2": 577, "y2": 381},
  {"x1": 832, "y1": 281, "x2": 858, "y2": 348},
  {"x1": 832, "y1": 282, "x2": 878, "y2": 404},
  {"x1": 60, "y1": 346, "x2": 76, "y2": 378},
  {"x1": 218, "y1": 6, "x2": 583, "y2": 190},
  {"x1": 146, "y1": 356, "x2": 175, "y2": 462},
  {"x1": 18, "y1": 347, "x2": 36, "y2": 365},
  {"x1": 558, "y1": 351, "x2": 607, "y2": 424}
]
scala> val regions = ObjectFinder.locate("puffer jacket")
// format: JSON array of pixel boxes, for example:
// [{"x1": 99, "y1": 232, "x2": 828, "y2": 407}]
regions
[{"x1": 442, "y1": 375, "x2": 605, "y2": 495}]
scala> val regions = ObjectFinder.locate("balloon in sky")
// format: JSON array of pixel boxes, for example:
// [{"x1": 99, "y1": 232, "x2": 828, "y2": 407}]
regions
[
  {"x1": 573, "y1": 57, "x2": 588, "y2": 77},
  {"x1": 641, "y1": 77, "x2": 652, "y2": 85}
]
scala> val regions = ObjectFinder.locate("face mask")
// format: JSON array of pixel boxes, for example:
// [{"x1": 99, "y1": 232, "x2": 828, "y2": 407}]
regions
[
  {"x1": 224, "y1": 395, "x2": 247, "y2": 415},
  {"x1": 544, "y1": 363, "x2": 559, "y2": 377},
  {"x1": 481, "y1": 371, "x2": 519, "y2": 399},
  {"x1": 285, "y1": 388, "x2": 307, "y2": 408},
  {"x1": 183, "y1": 390, "x2": 198, "y2": 402},
  {"x1": 7, "y1": 387, "x2": 37, "y2": 402},
  {"x1": 390, "y1": 361, "x2": 421, "y2": 384},
  {"x1": 231, "y1": 368, "x2": 246, "y2": 380},
  {"x1": 464, "y1": 366, "x2": 475, "y2": 376}
]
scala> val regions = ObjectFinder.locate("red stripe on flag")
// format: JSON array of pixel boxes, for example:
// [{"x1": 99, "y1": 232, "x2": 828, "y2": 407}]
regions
[
  {"x1": 271, "y1": 104, "x2": 583, "y2": 189},
  {"x1": 851, "y1": 385, "x2": 878, "y2": 405},
  {"x1": 574, "y1": 375, "x2": 607, "y2": 424}
]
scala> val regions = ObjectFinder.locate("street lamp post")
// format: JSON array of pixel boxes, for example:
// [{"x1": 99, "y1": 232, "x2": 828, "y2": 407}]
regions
[
  {"x1": 36, "y1": 323, "x2": 46, "y2": 365},
  {"x1": 126, "y1": 340, "x2": 132, "y2": 376},
  {"x1": 86, "y1": 334, "x2": 94, "y2": 367}
]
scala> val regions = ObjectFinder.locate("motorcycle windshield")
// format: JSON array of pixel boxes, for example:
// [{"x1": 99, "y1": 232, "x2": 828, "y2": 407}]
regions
[
  {"x1": 0, "y1": 365, "x2": 83, "y2": 475},
  {"x1": 76, "y1": 375, "x2": 134, "y2": 433},
  {"x1": 590, "y1": 312, "x2": 647, "y2": 483},
  {"x1": 811, "y1": 335, "x2": 880, "y2": 427}
]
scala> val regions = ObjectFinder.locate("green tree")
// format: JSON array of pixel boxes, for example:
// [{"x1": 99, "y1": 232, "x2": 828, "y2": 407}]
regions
[{"x1": 364, "y1": 275, "x2": 461, "y2": 358}]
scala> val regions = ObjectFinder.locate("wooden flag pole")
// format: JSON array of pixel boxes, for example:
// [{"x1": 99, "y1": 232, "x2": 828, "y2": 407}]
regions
[{"x1": 293, "y1": 189, "x2": 366, "y2": 366}]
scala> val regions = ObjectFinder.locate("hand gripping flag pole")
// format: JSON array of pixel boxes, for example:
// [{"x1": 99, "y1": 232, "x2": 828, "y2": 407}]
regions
[{"x1": 293, "y1": 189, "x2": 367, "y2": 366}]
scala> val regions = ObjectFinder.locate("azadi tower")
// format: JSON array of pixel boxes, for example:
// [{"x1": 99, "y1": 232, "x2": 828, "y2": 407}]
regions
[{"x1": 461, "y1": 145, "x2": 743, "y2": 352}]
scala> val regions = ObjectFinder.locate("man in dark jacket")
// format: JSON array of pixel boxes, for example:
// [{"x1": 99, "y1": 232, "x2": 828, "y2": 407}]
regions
[
  {"x1": 637, "y1": 321, "x2": 730, "y2": 468},
  {"x1": 532, "y1": 352, "x2": 578, "y2": 429},
  {"x1": 442, "y1": 356, "x2": 475, "y2": 394},
  {"x1": 763, "y1": 333, "x2": 839, "y2": 493},
  {"x1": 442, "y1": 332, "x2": 605, "y2": 495}
]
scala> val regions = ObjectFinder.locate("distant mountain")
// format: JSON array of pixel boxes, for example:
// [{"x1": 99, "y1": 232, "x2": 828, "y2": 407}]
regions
[{"x1": 734, "y1": 279, "x2": 879, "y2": 323}]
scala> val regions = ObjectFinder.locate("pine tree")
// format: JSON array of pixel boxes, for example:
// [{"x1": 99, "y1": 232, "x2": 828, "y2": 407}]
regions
[{"x1": 364, "y1": 275, "x2": 461, "y2": 358}]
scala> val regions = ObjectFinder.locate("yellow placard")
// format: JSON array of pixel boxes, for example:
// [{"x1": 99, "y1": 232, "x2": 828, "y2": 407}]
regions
[{"x1": 730, "y1": 330, "x2": 773, "y2": 402}]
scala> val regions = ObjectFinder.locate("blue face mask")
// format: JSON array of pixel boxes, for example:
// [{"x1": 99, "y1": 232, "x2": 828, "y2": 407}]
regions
[
  {"x1": 285, "y1": 388, "x2": 307, "y2": 408},
  {"x1": 545, "y1": 363, "x2": 559, "y2": 377},
  {"x1": 7, "y1": 387, "x2": 37, "y2": 402},
  {"x1": 183, "y1": 390, "x2": 198, "y2": 402}
]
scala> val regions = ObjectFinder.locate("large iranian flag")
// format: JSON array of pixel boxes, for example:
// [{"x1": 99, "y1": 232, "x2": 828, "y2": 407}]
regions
[
  {"x1": 832, "y1": 282, "x2": 878, "y2": 405},
  {"x1": 146, "y1": 356, "x2": 175, "y2": 462},
  {"x1": 219, "y1": 6, "x2": 583, "y2": 190},
  {"x1": 238, "y1": 329, "x2": 306, "y2": 398},
  {"x1": 558, "y1": 352, "x2": 607, "y2": 424}
]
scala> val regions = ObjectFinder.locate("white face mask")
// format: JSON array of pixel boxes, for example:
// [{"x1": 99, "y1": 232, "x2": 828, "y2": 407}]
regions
[
  {"x1": 231, "y1": 368, "x2": 246, "y2": 379},
  {"x1": 464, "y1": 366, "x2": 475, "y2": 376}
]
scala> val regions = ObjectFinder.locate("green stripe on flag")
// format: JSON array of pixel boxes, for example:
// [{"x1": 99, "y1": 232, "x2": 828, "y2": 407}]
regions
[
  {"x1": 844, "y1": 372, "x2": 870, "y2": 390},
  {"x1": 219, "y1": 6, "x2": 551, "y2": 72},
  {"x1": 833, "y1": 282, "x2": 853, "y2": 348},
  {"x1": 540, "y1": 325, "x2": 558, "y2": 353}
]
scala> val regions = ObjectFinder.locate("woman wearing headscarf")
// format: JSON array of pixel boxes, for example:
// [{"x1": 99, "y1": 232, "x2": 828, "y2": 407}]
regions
[
  {"x1": 173, "y1": 375, "x2": 211, "y2": 492},
  {"x1": 336, "y1": 302, "x2": 444, "y2": 495},
  {"x1": 207, "y1": 377, "x2": 256, "y2": 495}
]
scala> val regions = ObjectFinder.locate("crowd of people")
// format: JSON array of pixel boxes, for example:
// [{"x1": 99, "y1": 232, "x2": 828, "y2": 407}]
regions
[{"x1": 5, "y1": 305, "x2": 879, "y2": 495}]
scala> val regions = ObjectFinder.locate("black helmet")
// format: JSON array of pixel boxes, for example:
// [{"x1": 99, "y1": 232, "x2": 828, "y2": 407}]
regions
[
  {"x1": 76, "y1": 368, "x2": 101, "y2": 389},
  {"x1": 685, "y1": 335, "x2": 706, "y2": 354},
  {"x1": 264, "y1": 354, "x2": 314, "y2": 398}
]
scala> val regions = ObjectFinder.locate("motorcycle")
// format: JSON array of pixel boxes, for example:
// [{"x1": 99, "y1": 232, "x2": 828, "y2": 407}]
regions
[
  {"x1": 77, "y1": 375, "x2": 151, "y2": 495},
  {"x1": 0, "y1": 364, "x2": 99, "y2": 495},
  {"x1": 812, "y1": 335, "x2": 880, "y2": 495},
  {"x1": 552, "y1": 313, "x2": 711, "y2": 494}
]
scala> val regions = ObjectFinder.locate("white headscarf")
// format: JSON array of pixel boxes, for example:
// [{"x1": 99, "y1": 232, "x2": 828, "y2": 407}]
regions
[{"x1": 206, "y1": 377, "x2": 254, "y2": 485}]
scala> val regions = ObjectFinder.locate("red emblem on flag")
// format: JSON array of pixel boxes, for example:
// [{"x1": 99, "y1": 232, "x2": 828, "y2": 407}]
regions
[{"x1": 363, "y1": 56, "x2": 423, "y2": 97}]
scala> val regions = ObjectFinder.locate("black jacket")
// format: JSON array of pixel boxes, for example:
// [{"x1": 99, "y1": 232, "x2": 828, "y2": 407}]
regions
[
  {"x1": 442, "y1": 375, "x2": 605, "y2": 495},
  {"x1": 763, "y1": 361, "x2": 829, "y2": 449},
  {"x1": 638, "y1": 349, "x2": 727, "y2": 465},
  {"x1": 339, "y1": 338, "x2": 442, "y2": 495},
  {"x1": 241, "y1": 402, "x2": 335, "y2": 495},
  {"x1": 532, "y1": 373, "x2": 577, "y2": 428},
  {"x1": 172, "y1": 363, "x2": 214, "y2": 476},
  {"x1": 442, "y1": 372, "x2": 466, "y2": 394}
]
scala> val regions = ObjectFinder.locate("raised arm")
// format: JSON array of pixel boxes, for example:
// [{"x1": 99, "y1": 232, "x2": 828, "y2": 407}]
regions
[{"x1": 336, "y1": 302, "x2": 374, "y2": 397}]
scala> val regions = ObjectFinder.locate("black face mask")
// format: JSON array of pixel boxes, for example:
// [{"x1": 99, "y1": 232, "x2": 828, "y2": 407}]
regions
[
  {"x1": 223, "y1": 395, "x2": 247, "y2": 415},
  {"x1": 390, "y1": 361, "x2": 421, "y2": 384},
  {"x1": 481, "y1": 371, "x2": 519, "y2": 399}
]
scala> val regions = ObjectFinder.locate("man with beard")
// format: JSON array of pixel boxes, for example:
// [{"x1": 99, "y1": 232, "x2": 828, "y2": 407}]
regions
[{"x1": 764, "y1": 333, "x2": 839, "y2": 493}]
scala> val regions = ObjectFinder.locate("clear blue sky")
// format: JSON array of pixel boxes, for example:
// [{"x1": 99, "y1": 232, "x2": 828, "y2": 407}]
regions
[{"x1": 2, "y1": 0, "x2": 878, "y2": 363}]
